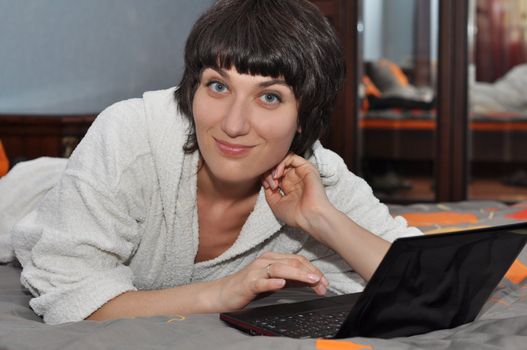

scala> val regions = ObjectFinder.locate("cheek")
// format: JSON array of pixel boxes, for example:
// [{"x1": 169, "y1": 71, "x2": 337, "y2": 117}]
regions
[
  {"x1": 257, "y1": 114, "x2": 298, "y2": 151},
  {"x1": 261, "y1": 106, "x2": 298, "y2": 141},
  {"x1": 192, "y1": 89, "x2": 209, "y2": 126},
  {"x1": 192, "y1": 89, "x2": 222, "y2": 133}
]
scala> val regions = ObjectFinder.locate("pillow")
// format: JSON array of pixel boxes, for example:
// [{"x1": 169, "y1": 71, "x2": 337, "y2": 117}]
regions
[
  {"x1": 365, "y1": 59, "x2": 435, "y2": 110},
  {"x1": 366, "y1": 58, "x2": 409, "y2": 93}
]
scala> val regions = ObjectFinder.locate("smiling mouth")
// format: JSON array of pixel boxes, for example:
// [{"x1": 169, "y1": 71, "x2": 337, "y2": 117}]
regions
[{"x1": 214, "y1": 138, "x2": 255, "y2": 157}]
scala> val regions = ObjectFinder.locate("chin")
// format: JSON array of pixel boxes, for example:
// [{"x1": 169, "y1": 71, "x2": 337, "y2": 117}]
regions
[{"x1": 206, "y1": 159, "x2": 263, "y2": 184}]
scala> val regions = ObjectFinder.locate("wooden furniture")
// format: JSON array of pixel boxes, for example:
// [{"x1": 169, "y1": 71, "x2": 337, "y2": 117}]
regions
[
  {"x1": 310, "y1": 0, "x2": 360, "y2": 170},
  {"x1": 361, "y1": 115, "x2": 527, "y2": 163},
  {"x1": 0, "y1": 114, "x2": 96, "y2": 163}
]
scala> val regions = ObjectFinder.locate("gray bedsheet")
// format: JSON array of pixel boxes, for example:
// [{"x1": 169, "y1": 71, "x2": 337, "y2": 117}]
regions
[{"x1": 2, "y1": 248, "x2": 527, "y2": 350}]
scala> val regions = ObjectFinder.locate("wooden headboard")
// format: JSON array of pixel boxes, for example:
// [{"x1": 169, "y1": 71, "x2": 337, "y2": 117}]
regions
[{"x1": 0, "y1": 114, "x2": 97, "y2": 164}]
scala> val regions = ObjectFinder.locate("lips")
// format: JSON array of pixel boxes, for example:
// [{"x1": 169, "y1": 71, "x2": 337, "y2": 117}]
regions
[{"x1": 214, "y1": 138, "x2": 255, "y2": 157}]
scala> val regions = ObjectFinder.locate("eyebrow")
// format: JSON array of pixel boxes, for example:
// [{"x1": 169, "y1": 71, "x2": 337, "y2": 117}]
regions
[
  {"x1": 258, "y1": 79, "x2": 289, "y2": 89},
  {"x1": 209, "y1": 68, "x2": 290, "y2": 89}
]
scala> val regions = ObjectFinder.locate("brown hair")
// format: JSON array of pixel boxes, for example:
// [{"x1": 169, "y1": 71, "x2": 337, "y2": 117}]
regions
[{"x1": 175, "y1": 0, "x2": 345, "y2": 157}]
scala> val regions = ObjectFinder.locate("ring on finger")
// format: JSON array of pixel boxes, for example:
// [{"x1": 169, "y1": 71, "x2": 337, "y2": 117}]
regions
[{"x1": 266, "y1": 263, "x2": 273, "y2": 279}]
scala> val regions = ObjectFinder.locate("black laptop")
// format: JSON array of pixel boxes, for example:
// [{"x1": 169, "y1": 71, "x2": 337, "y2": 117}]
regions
[{"x1": 220, "y1": 222, "x2": 527, "y2": 339}]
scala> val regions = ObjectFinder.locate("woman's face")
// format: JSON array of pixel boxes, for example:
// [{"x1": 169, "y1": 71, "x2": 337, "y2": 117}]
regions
[{"x1": 192, "y1": 67, "x2": 299, "y2": 185}]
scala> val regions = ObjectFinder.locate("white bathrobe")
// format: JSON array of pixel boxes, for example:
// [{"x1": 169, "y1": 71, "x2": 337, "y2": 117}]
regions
[{"x1": 9, "y1": 87, "x2": 421, "y2": 324}]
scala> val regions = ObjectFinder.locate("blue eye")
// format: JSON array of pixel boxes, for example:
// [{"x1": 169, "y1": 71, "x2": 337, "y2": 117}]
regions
[
  {"x1": 260, "y1": 93, "x2": 281, "y2": 105},
  {"x1": 208, "y1": 81, "x2": 228, "y2": 93}
]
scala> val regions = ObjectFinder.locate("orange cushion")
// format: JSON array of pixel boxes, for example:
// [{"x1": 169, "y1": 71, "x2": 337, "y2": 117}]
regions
[
  {"x1": 401, "y1": 212, "x2": 479, "y2": 227},
  {"x1": 362, "y1": 75, "x2": 382, "y2": 97},
  {"x1": 0, "y1": 140, "x2": 9, "y2": 177},
  {"x1": 379, "y1": 58, "x2": 409, "y2": 87}
]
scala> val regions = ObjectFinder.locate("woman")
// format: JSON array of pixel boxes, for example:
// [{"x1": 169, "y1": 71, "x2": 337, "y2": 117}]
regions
[{"x1": 10, "y1": 0, "x2": 421, "y2": 325}]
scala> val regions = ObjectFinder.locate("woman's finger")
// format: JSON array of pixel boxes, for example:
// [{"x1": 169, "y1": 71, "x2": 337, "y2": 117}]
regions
[
  {"x1": 273, "y1": 153, "x2": 299, "y2": 179},
  {"x1": 260, "y1": 252, "x2": 323, "y2": 275},
  {"x1": 261, "y1": 252, "x2": 329, "y2": 288},
  {"x1": 253, "y1": 254, "x2": 328, "y2": 296},
  {"x1": 252, "y1": 278, "x2": 286, "y2": 294},
  {"x1": 264, "y1": 262, "x2": 322, "y2": 286},
  {"x1": 261, "y1": 171, "x2": 279, "y2": 190}
]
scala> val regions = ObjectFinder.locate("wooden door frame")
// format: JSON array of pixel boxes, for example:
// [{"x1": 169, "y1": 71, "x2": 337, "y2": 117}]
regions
[
  {"x1": 436, "y1": 0, "x2": 469, "y2": 201},
  {"x1": 318, "y1": 0, "x2": 360, "y2": 173}
]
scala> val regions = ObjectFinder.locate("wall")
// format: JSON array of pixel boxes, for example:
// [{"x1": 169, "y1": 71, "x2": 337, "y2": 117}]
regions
[
  {"x1": 363, "y1": 0, "x2": 438, "y2": 69},
  {"x1": 382, "y1": 0, "x2": 415, "y2": 67},
  {"x1": 362, "y1": 0, "x2": 384, "y2": 62},
  {"x1": 0, "y1": 0, "x2": 213, "y2": 114}
]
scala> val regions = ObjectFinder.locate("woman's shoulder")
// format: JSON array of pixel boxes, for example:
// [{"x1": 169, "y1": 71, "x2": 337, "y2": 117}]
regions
[
  {"x1": 308, "y1": 141, "x2": 376, "y2": 198},
  {"x1": 84, "y1": 87, "x2": 189, "y2": 153},
  {"x1": 93, "y1": 87, "x2": 185, "y2": 128},
  {"x1": 308, "y1": 141, "x2": 351, "y2": 186}
]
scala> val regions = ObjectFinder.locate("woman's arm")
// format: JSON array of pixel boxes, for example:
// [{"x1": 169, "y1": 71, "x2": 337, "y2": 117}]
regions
[
  {"x1": 88, "y1": 251, "x2": 329, "y2": 321},
  {"x1": 87, "y1": 280, "x2": 221, "y2": 320},
  {"x1": 298, "y1": 202, "x2": 390, "y2": 281},
  {"x1": 263, "y1": 153, "x2": 391, "y2": 281}
]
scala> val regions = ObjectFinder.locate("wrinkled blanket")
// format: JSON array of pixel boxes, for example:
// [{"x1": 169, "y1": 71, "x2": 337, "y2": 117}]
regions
[
  {"x1": 1, "y1": 199, "x2": 527, "y2": 349},
  {"x1": 2, "y1": 157, "x2": 527, "y2": 349},
  {"x1": 1, "y1": 246, "x2": 527, "y2": 350},
  {"x1": 471, "y1": 64, "x2": 527, "y2": 114}
]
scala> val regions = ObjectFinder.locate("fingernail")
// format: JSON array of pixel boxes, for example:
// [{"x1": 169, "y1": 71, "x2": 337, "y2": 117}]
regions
[
  {"x1": 307, "y1": 274, "x2": 320, "y2": 283},
  {"x1": 273, "y1": 279, "x2": 286, "y2": 288},
  {"x1": 272, "y1": 169, "x2": 277, "y2": 179},
  {"x1": 262, "y1": 180, "x2": 270, "y2": 189}
]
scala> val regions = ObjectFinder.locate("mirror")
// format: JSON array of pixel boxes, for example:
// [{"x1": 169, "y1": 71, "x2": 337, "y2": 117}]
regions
[
  {"x1": 468, "y1": 0, "x2": 527, "y2": 202},
  {"x1": 358, "y1": 0, "x2": 439, "y2": 203}
]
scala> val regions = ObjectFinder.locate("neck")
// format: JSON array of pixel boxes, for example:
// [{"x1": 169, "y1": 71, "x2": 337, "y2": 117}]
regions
[{"x1": 197, "y1": 161, "x2": 261, "y2": 204}]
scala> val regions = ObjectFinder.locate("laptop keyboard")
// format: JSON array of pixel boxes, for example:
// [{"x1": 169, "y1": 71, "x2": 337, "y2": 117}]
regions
[{"x1": 253, "y1": 310, "x2": 349, "y2": 338}]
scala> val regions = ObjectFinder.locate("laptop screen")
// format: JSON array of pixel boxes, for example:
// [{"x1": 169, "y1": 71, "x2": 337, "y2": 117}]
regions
[{"x1": 336, "y1": 223, "x2": 527, "y2": 338}]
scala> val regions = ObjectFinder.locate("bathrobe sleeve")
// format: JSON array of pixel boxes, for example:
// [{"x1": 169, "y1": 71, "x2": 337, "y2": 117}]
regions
[
  {"x1": 12, "y1": 99, "x2": 154, "y2": 324},
  {"x1": 298, "y1": 143, "x2": 423, "y2": 294}
]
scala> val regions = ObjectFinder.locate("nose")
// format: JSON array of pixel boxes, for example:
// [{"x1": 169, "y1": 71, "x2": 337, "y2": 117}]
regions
[{"x1": 221, "y1": 96, "x2": 250, "y2": 138}]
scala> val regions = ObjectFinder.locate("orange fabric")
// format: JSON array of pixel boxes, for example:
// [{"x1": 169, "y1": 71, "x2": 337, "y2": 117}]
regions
[
  {"x1": 470, "y1": 121, "x2": 527, "y2": 131},
  {"x1": 379, "y1": 58, "x2": 409, "y2": 86},
  {"x1": 362, "y1": 76, "x2": 382, "y2": 97},
  {"x1": 359, "y1": 118, "x2": 527, "y2": 131},
  {"x1": 361, "y1": 98, "x2": 370, "y2": 112},
  {"x1": 0, "y1": 140, "x2": 9, "y2": 177},
  {"x1": 401, "y1": 212, "x2": 479, "y2": 227},
  {"x1": 505, "y1": 209, "x2": 527, "y2": 220},
  {"x1": 316, "y1": 339, "x2": 373, "y2": 350},
  {"x1": 423, "y1": 226, "x2": 489, "y2": 235},
  {"x1": 505, "y1": 259, "x2": 527, "y2": 284},
  {"x1": 360, "y1": 119, "x2": 436, "y2": 130}
]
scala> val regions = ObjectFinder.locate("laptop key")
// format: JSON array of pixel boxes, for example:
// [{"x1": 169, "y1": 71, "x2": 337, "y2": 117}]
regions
[{"x1": 258, "y1": 309, "x2": 349, "y2": 338}]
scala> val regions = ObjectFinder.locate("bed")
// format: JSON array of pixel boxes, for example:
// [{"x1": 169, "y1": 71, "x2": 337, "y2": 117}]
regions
[
  {"x1": 361, "y1": 109, "x2": 527, "y2": 163},
  {"x1": 362, "y1": 61, "x2": 527, "y2": 165},
  {"x1": 1, "y1": 200, "x2": 527, "y2": 349}
]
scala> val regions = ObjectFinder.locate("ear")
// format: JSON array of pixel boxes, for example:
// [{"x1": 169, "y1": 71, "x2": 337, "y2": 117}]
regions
[{"x1": 297, "y1": 125, "x2": 302, "y2": 134}]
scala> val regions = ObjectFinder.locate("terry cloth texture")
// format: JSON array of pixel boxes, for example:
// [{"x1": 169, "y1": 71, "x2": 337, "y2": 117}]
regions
[
  {"x1": 8, "y1": 87, "x2": 421, "y2": 324},
  {"x1": 0, "y1": 157, "x2": 67, "y2": 263}
]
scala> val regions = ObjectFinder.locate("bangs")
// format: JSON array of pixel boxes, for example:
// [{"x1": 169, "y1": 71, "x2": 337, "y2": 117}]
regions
[
  {"x1": 202, "y1": 39, "x2": 298, "y2": 83},
  {"x1": 186, "y1": 0, "x2": 305, "y2": 89}
]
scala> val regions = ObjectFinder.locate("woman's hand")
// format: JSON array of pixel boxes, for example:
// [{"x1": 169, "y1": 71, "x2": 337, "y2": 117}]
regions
[
  {"x1": 214, "y1": 252, "x2": 329, "y2": 312},
  {"x1": 261, "y1": 154, "x2": 391, "y2": 284},
  {"x1": 262, "y1": 153, "x2": 334, "y2": 242}
]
